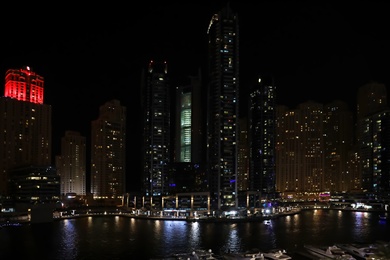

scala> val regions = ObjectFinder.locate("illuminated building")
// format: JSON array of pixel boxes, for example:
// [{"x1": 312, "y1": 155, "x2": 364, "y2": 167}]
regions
[
  {"x1": 90, "y1": 99, "x2": 126, "y2": 199},
  {"x1": 323, "y1": 100, "x2": 354, "y2": 192},
  {"x1": 206, "y1": 3, "x2": 240, "y2": 210},
  {"x1": 56, "y1": 131, "x2": 86, "y2": 196},
  {"x1": 0, "y1": 66, "x2": 51, "y2": 196},
  {"x1": 175, "y1": 71, "x2": 203, "y2": 164},
  {"x1": 237, "y1": 117, "x2": 249, "y2": 192},
  {"x1": 142, "y1": 60, "x2": 171, "y2": 209},
  {"x1": 356, "y1": 82, "x2": 389, "y2": 193},
  {"x1": 249, "y1": 76, "x2": 276, "y2": 198},
  {"x1": 276, "y1": 101, "x2": 325, "y2": 197},
  {"x1": 8, "y1": 165, "x2": 60, "y2": 203},
  {"x1": 171, "y1": 70, "x2": 207, "y2": 194},
  {"x1": 4, "y1": 66, "x2": 44, "y2": 104}
]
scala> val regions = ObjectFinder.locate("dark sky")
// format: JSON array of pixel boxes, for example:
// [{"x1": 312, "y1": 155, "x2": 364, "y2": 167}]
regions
[{"x1": 1, "y1": 1, "x2": 389, "y2": 189}]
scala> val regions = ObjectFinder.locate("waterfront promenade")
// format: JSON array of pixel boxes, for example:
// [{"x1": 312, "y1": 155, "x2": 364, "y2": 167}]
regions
[{"x1": 1, "y1": 201, "x2": 388, "y2": 225}]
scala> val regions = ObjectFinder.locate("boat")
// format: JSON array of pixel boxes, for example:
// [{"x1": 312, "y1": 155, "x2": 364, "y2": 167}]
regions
[
  {"x1": 172, "y1": 249, "x2": 222, "y2": 259},
  {"x1": 261, "y1": 249, "x2": 292, "y2": 260},
  {"x1": 336, "y1": 243, "x2": 378, "y2": 259},
  {"x1": 304, "y1": 244, "x2": 356, "y2": 259},
  {"x1": 222, "y1": 251, "x2": 264, "y2": 259},
  {"x1": 263, "y1": 219, "x2": 272, "y2": 225},
  {"x1": 379, "y1": 214, "x2": 388, "y2": 221}
]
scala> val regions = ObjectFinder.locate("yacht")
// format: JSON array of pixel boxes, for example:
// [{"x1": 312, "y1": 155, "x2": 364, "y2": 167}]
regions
[
  {"x1": 172, "y1": 249, "x2": 221, "y2": 259},
  {"x1": 304, "y1": 244, "x2": 356, "y2": 259},
  {"x1": 262, "y1": 249, "x2": 292, "y2": 260},
  {"x1": 336, "y1": 243, "x2": 377, "y2": 259},
  {"x1": 222, "y1": 251, "x2": 264, "y2": 259}
]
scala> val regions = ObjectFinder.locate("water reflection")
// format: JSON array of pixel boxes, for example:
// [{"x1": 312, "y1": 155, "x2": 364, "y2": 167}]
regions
[
  {"x1": 188, "y1": 222, "x2": 201, "y2": 249},
  {"x1": 1, "y1": 210, "x2": 388, "y2": 259},
  {"x1": 59, "y1": 219, "x2": 78, "y2": 259},
  {"x1": 225, "y1": 224, "x2": 241, "y2": 252}
]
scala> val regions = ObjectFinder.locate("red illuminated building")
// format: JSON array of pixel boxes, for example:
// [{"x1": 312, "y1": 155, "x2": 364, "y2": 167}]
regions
[{"x1": 4, "y1": 66, "x2": 44, "y2": 104}]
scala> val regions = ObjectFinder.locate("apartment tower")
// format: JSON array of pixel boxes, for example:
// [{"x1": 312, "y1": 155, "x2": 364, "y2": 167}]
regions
[
  {"x1": 171, "y1": 69, "x2": 207, "y2": 193},
  {"x1": 90, "y1": 99, "x2": 126, "y2": 199},
  {"x1": 249, "y1": 76, "x2": 277, "y2": 199},
  {"x1": 56, "y1": 131, "x2": 86, "y2": 196},
  {"x1": 356, "y1": 82, "x2": 389, "y2": 193},
  {"x1": 142, "y1": 60, "x2": 171, "y2": 209},
  {"x1": 0, "y1": 66, "x2": 51, "y2": 195},
  {"x1": 206, "y1": 3, "x2": 240, "y2": 210}
]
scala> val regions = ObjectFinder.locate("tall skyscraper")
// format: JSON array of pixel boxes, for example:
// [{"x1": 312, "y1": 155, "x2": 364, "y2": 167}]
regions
[
  {"x1": 142, "y1": 60, "x2": 171, "y2": 209},
  {"x1": 275, "y1": 105, "x2": 301, "y2": 195},
  {"x1": 0, "y1": 66, "x2": 51, "y2": 195},
  {"x1": 249, "y1": 76, "x2": 276, "y2": 198},
  {"x1": 56, "y1": 131, "x2": 86, "y2": 196},
  {"x1": 174, "y1": 69, "x2": 204, "y2": 164},
  {"x1": 171, "y1": 69, "x2": 207, "y2": 193},
  {"x1": 90, "y1": 99, "x2": 126, "y2": 199},
  {"x1": 276, "y1": 101, "x2": 325, "y2": 198},
  {"x1": 237, "y1": 117, "x2": 249, "y2": 192},
  {"x1": 323, "y1": 100, "x2": 354, "y2": 192},
  {"x1": 4, "y1": 66, "x2": 44, "y2": 104},
  {"x1": 356, "y1": 82, "x2": 389, "y2": 193},
  {"x1": 206, "y1": 3, "x2": 240, "y2": 210}
]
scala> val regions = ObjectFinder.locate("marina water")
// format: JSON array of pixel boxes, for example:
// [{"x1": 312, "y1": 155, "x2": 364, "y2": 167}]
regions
[{"x1": 1, "y1": 209, "x2": 389, "y2": 259}]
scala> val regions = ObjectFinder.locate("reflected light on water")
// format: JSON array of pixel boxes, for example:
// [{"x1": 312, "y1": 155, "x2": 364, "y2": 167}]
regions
[
  {"x1": 352, "y1": 211, "x2": 371, "y2": 239},
  {"x1": 87, "y1": 216, "x2": 93, "y2": 228},
  {"x1": 225, "y1": 224, "x2": 241, "y2": 251},
  {"x1": 162, "y1": 220, "x2": 187, "y2": 241},
  {"x1": 188, "y1": 222, "x2": 201, "y2": 249},
  {"x1": 59, "y1": 219, "x2": 78, "y2": 259},
  {"x1": 153, "y1": 220, "x2": 194, "y2": 255},
  {"x1": 114, "y1": 215, "x2": 120, "y2": 224},
  {"x1": 283, "y1": 213, "x2": 300, "y2": 235}
]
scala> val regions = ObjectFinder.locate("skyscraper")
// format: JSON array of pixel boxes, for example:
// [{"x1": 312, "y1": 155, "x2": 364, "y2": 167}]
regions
[
  {"x1": 249, "y1": 76, "x2": 276, "y2": 198},
  {"x1": 142, "y1": 60, "x2": 171, "y2": 209},
  {"x1": 0, "y1": 66, "x2": 51, "y2": 195},
  {"x1": 90, "y1": 99, "x2": 126, "y2": 199},
  {"x1": 174, "y1": 70, "x2": 203, "y2": 164},
  {"x1": 356, "y1": 82, "x2": 389, "y2": 193},
  {"x1": 323, "y1": 100, "x2": 354, "y2": 192},
  {"x1": 171, "y1": 69, "x2": 207, "y2": 193},
  {"x1": 276, "y1": 101, "x2": 325, "y2": 198},
  {"x1": 4, "y1": 66, "x2": 44, "y2": 104},
  {"x1": 56, "y1": 131, "x2": 86, "y2": 196},
  {"x1": 206, "y1": 3, "x2": 239, "y2": 210}
]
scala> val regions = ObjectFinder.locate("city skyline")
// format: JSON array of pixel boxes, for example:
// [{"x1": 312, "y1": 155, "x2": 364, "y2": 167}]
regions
[{"x1": 1, "y1": 1, "x2": 389, "y2": 188}]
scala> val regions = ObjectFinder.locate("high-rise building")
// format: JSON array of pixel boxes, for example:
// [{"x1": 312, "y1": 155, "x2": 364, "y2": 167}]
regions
[
  {"x1": 276, "y1": 101, "x2": 325, "y2": 198},
  {"x1": 275, "y1": 105, "x2": 301, "y2": 195},
  {"x1": 171, "y1": 69, "x2": 207, "y2": 193},
  {"x1": 4, "y1": 66, "x2": 44, "y2": 104},
  {"x1": 356, "y1": 82, "x2": 389, "y2": 193},
  {"x1": 174, "y1": 69, "x2": 204, "y2": 164},
  {"x1": 0, "y1": 66, "x2": 51, "y2": 196},
  {"x1": 206, "y1": 3, "x2": 240, "y2": 210},
  {"x1": 90, "y1": 99, "x2": 126, "y2": 199},
  {"x1": 237, "y1": 117, "x2": 249, "y2": 192},
  {"x1": 357, "y1": 81, "x2": 388, "y2": 121},
  {"x1": 56, "y1": 131, "x2": 86, "y2": 196},
  {"x1": 141, "y1": 60, "x2": 171, "y2": 209},
  {"x1": 249, "y1": 76, "x2": 276, "y2": 198},
  {"x1": 323, "y1": 100, "x2": 354, "y2": 192}
]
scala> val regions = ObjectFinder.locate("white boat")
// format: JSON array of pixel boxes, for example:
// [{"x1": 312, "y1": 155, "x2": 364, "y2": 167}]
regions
[
  {"x1": 336, "y1": 243, "x2": 377, "y2": 259},
  {"x1": 262, "y1": 249, "x2": 292, "y2": 260},
  {"x1": 173, "y1": 249, "x2": 221, "y2": 259},
  {"x1": 222, "y1": 251, "x2": 264, "y2": 259},
  {"x1": 304, "y1": 244, "x2": 356, "y2": 259}
]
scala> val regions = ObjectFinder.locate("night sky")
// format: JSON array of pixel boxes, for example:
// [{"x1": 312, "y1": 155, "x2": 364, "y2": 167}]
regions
[{"x1": 1, "y1": 1, "x2": 389, "y2": 191}]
